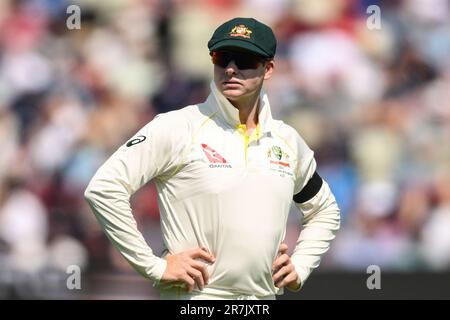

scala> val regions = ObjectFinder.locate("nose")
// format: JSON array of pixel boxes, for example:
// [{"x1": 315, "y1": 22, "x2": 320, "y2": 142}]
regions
[{"x1": 225, "y1": 60, "x2": 238, "y2": 76}]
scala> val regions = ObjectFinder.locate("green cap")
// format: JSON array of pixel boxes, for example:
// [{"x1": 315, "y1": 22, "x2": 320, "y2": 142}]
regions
[{"x1": 208, "y1": 17, "x2": 277, "y2": 58}]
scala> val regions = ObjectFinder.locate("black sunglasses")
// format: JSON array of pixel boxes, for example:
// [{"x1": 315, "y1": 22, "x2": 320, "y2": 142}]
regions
[{"x1": 211, "y1": 50, "x2": 267, "y2": 70}]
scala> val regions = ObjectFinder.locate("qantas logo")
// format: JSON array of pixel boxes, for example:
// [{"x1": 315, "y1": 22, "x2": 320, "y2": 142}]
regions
[
  {"x1": 201, "y1": 144, "x2": 231, "y2": 168},
  {"x1": 201, "y1": 144, "x2": 227, "y2": 163}
]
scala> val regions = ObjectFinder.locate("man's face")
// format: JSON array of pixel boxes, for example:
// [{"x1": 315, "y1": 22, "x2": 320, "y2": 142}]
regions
[{"x1": 212, "y1": 49, "x2": 274, "y2": 104}]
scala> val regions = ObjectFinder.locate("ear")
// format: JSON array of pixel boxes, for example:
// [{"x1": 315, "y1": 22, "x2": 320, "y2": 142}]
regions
[{"x1": 263, "y1": 60, "x2": 274, "y2": 80}]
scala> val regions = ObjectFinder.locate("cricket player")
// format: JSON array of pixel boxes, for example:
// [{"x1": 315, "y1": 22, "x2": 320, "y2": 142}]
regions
[{"x1": 84, "y1": 17, "x2": 340, "y2": 300}]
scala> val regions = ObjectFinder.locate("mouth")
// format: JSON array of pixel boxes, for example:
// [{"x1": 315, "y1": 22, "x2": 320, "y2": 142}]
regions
[{"x1": 223, "y1": 80, "x2": 241, "y2": 86}]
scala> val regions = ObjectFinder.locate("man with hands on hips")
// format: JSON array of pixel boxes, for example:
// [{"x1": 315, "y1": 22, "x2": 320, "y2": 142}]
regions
[{"x1": 85, "y1": 17, "x2": 340, "y2": 300}]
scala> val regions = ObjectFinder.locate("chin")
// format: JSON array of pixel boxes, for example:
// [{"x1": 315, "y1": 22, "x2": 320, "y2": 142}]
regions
[{"x1": 221, "y1": 89, "x2": 244, "y2": 99}]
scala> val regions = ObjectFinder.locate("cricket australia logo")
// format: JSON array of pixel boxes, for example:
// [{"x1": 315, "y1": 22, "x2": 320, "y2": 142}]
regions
[
  {"x1": 272, "y1": 146, "x2": 283, "y2": 160},
  {"x1": 229, "y1": 25, "x2": 252, "y2": 38},
  {"x1": 267, "y1": 145, "x2": 292, "y2": 177},
  {"x1": 268, "y1": 146, "x2": 290, "y2": 167}
]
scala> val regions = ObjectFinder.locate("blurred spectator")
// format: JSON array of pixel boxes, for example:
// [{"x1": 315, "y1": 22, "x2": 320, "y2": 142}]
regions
[{"x1": 0, "y1": 177, "x2": 48, "y2": 273}]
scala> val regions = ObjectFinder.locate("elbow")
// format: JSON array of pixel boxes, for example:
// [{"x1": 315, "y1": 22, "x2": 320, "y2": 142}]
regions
[
  {"x1": 318, "y1": 200, "x2": 340, "y2": 233},
  {"x1": 334, "y1": 205, "x2": 341, "y2": 231},
  {"x1": 83, "y1": 181, "x2": 105, "y2": 220},
  {"x1": 84, "y1": 186, "x2": 92, "y2": 202},
  {"x1": 84, "y1": 176, "x2": 130, "y2": 208},
  {"x1": 84, "y1": 180, "x2": 98, "y2": 205},
  {"x1": 84, "y1": 187, "x2": 93, "y2": 206},
  {"x1": 324, "y1": 182, "x2": 341, "y2": 231},
  {"x1": 327, "y1": 192, "x2": 341, "y2": 232}
]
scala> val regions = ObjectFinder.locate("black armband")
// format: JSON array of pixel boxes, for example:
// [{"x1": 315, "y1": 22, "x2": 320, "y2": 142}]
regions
[{"x1": 293, "y1": 171, "x2": 323, "y2": 203}]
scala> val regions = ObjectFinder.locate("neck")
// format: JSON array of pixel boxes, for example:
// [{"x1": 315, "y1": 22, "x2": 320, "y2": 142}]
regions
[{"x1": 228, "y1": 93, "x2": 260, "y2": 131}]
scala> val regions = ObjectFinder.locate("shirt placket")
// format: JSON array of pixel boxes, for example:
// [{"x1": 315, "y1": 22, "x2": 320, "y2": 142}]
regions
[{"x1": 235, "y1": 124, "x2": 262, "y2": 167}]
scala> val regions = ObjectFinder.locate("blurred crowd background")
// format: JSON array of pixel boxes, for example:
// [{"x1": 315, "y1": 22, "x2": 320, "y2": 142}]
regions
[{"x1": 0, "y1": 0, "x2": 450, "y2": 299}]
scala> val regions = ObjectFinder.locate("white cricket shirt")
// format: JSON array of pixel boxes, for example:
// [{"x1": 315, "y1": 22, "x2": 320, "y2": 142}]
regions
[{"x1": 85, "y1": 82, "x2": 340, "y2": 298}]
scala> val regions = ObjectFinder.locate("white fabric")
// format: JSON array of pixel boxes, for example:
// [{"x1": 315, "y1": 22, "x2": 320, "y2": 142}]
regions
[{"x1": 85, "y1": 82, "x2": 340, "y2": 298}]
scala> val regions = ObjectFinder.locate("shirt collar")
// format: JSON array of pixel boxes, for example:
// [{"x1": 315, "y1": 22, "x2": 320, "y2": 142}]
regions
[{"x1": 209, "y1": 81, "x2": 273, "y2": 133}]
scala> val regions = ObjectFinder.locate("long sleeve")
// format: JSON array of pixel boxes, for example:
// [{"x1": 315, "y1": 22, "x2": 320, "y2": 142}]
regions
[
  {"x1": 290, "y1": 133, "x2": 341, "y2": 289},
  {"x1": 84, "y1": 113, "x2": 187, "y2": 284},
  {"x1": 292, "y1": 180, "x2": 340, "y2": 289}
]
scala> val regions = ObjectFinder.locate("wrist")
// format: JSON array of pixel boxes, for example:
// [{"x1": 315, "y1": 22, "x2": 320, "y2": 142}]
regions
[{"x1": 287, "y1": 274, "x2": 302, "y2": 292}]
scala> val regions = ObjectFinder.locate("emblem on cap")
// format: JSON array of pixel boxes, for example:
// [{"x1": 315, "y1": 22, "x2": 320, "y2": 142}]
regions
[{"x1": 229, "y1": 25, "x2": 252, "y2": 38}]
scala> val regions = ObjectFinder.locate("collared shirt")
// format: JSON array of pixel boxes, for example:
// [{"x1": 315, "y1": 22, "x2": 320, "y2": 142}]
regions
[{"x1": 85, "y1": 82, "x2": 340, "y2": 298}]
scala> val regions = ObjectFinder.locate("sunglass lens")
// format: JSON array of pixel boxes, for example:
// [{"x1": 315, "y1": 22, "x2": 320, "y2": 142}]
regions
[
  {"x1": 212, "y1": 51, "x2": 261, "y2": 69},
  {"x1": 211, "y1": 51, "x2": 230, "y2": 68},
  {"x1": 235, "y1": 53, "x2": 259, "y2": 69}
]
